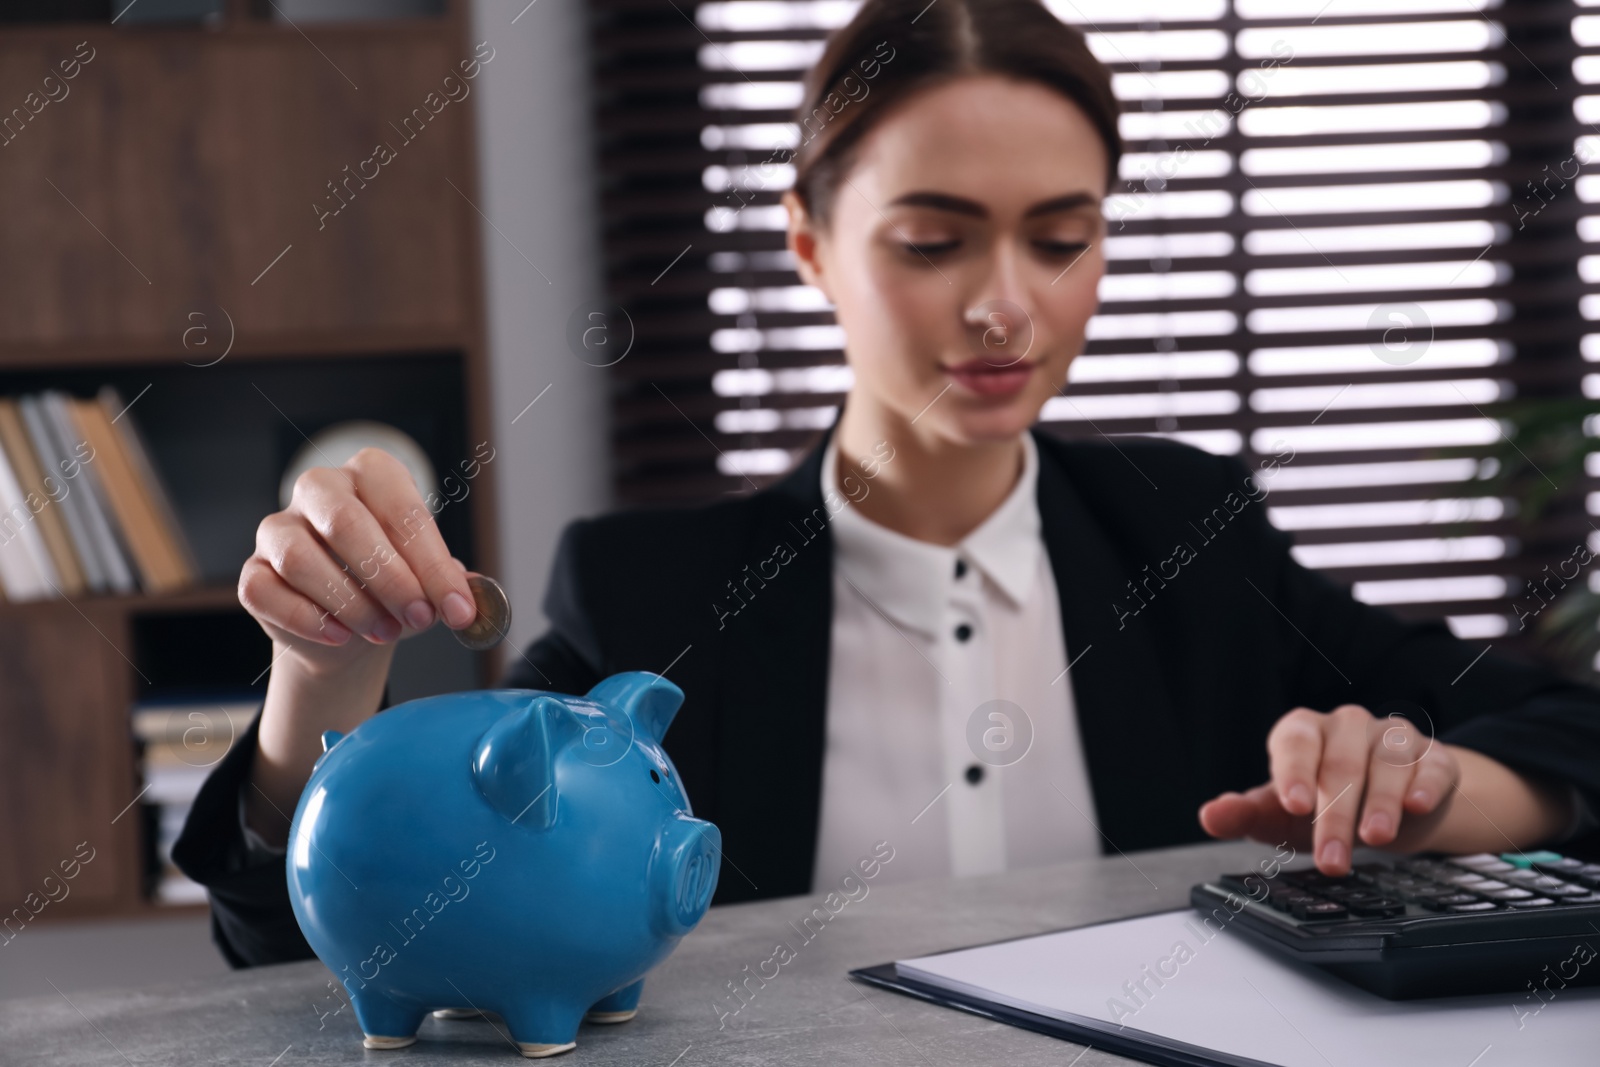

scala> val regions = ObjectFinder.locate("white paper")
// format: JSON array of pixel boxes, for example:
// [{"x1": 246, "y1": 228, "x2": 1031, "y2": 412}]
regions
[{"x1": 896, "y1": 909, "x2": 1599, "y2": 1067}]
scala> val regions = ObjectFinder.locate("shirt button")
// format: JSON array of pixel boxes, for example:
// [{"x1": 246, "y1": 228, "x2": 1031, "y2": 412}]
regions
[
  {"x1": 954, "y1": 559, "x2": 967, "y2": 579},
  {"x1": 954, "y1": 623, "x2": 973, "y2": 642},
  {"x1": 965, "y1": 764, "x2": 985, "y2": 785}
]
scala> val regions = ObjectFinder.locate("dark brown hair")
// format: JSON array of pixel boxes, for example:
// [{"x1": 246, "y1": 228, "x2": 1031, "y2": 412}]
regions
[{"x1": 791, "y1": 0, "x2": 1122, "y2": 225}]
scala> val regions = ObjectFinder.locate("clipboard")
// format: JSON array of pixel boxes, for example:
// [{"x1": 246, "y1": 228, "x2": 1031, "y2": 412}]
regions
[
  {"x1": 849, "y1": 907, "x2": 1600, "y2": 1067},
  {"x1": 851, "y1": 959, "x2": 1271, "y2": 1067},
  {"x1": 850, "y1": 908, "x2": 1274, "y2": 1067}
]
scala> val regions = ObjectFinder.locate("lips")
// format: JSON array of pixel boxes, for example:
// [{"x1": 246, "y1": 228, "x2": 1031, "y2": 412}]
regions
[{"x1": 943, "y1": 358, "x2": 1038, "y2": 397}]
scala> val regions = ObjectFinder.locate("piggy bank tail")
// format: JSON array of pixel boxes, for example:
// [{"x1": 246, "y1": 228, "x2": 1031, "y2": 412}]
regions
[{"x1": 649, "y1": 814, "x2": 720, "y2": 938}]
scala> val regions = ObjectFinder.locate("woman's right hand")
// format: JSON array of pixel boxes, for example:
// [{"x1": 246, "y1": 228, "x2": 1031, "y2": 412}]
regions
[{"x1": 237, "y1": 447, "x2": 479, "y2": 675}]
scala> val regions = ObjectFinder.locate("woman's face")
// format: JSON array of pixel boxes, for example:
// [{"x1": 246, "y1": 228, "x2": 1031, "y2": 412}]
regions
[{"x1": 786, "y1": 74, "x2": 1109, "y2": 445}]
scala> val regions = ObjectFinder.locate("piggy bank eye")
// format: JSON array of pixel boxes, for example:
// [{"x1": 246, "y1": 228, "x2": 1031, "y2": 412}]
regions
[{"x1": 650, "y1": 769, "x2": 661, "y2": 784}]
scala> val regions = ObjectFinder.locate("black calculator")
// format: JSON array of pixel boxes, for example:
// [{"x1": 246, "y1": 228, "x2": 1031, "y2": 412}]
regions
[{"x1": 1190, "y1": 850, "x2": 1600, "y2": 999}]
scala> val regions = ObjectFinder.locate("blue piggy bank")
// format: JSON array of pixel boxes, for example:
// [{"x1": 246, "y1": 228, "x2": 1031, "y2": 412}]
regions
[{"x1": 286, "y1": 672, "x2": 721, "y2": 1058}]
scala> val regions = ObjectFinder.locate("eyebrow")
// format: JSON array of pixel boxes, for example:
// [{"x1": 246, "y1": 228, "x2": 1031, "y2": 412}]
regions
[{"x1": 884, "y1": 191, "x2": 1100, "y2": 219}]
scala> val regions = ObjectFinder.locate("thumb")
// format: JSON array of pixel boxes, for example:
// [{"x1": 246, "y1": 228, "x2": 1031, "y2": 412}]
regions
[{"x1": 1199, "y1": 782, "x2": 1291, "y2": 841}]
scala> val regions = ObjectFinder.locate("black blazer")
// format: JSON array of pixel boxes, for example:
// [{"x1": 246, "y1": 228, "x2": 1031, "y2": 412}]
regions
[{"x1": 174, "y1": 425, "x2": 1600, "y2": 968}]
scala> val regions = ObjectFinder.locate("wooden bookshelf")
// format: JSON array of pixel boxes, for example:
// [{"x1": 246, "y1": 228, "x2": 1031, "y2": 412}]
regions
[{"x1": 0, "y1": 0, "x2": 499, "y2": 923}]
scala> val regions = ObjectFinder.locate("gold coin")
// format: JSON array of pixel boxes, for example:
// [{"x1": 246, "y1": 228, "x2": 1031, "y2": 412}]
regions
[{"x1": 453, "y1": 573, "x2": 511, "y2": 651}]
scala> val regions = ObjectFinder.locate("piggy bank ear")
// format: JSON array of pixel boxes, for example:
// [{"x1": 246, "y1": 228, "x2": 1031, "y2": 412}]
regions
[
  {"x1": 585, "y1": 672, "x2": 685, "y2": 744},
  {"x1": 472, "y1": 695, "x2": 578, "y2": 830}
]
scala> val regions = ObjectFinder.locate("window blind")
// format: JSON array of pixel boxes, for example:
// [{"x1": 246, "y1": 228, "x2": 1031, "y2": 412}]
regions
[{"x1": 588, "y1": 0, "x2": 1596, "y2": 660}]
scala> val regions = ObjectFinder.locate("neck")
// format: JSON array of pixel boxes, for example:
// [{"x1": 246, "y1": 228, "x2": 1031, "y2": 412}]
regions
[{"x1": 833, "y1": 393, "x2": 1025, "y2": 546}]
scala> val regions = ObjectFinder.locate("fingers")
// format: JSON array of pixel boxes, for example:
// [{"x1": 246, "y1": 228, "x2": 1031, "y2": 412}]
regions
[
  {"x1": 344, "y1": 449, "x2": 476, "y2": 630},
  {"x1": 1266, "y1": 708, "x2": 1323, "y2": 816},
  {"x1": 292, "y1": 462, "x2": 426, "y2": 634},
  {"x1": 1357, "y1": 715, "x2": 1422, "y2": 847},
  {"x1": 1242, "y1": 705, "x2": 1457, "y2": 868},
  {"x1": 1403, "y1": 737, "x2": 1457, "y2": 815},
  {"x1": 244, "y1": 451, "x2": 482, "y2": 658},
  {"x1": 238, "y1": 556, "x2": 354, "y2": 646},
  {"x1": 1311, "y1": 704, "x2": 1370, "y2": 874},
  {"x1": 1198, "y1": 783, "x2": 1302, "y2": 848},
  {"x1": 257, "y1": 511, "x2": 399, "y2": 643}
]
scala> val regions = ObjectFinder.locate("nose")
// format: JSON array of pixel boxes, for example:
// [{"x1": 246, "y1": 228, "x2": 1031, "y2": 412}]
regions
[
  {"x1": 650, "y1": 814, "x2": 722, "y2": 937},
  {"x1": 676, "y1": 832, "x2": 718, "y2": 925},
  {"x1": 965, "y1": 235, "x2": 1029, "y2": 313},
  {"x1": 962, "y1": 239, "x2": 1035, "y2": 367}
]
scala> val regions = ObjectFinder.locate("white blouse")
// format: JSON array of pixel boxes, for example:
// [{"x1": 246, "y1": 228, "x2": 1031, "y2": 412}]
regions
[{"x1": 809, "y1": 430, "x2": 1103, "y2": 892}]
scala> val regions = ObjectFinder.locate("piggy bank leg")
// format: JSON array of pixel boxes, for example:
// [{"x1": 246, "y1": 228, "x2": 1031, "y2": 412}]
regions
[
  {"x1": 500, "y1": 1001, "x2": 582, "y2": 1058},
  {"x1": 350, "y1": 993, "x2": 426, "y2": 1050},
  {"x1": 431, "y1": 1008, "x2": 485, "y2": 1020},
  {"x1": 584, "y1": 979, "x2": 644, "y2": 1024}
]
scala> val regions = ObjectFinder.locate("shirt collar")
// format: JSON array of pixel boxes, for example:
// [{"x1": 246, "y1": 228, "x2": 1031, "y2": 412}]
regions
[{"x1": 822, "y1": 430, "x2": 1042, "y2": 636}]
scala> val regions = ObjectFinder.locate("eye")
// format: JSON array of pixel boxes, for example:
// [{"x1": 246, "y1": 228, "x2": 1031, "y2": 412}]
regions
[
  {"x1": 900, "y1": 240, "x2": 961, "y2": 258},
  {"x1": 1035, "y1": 239, "x2": 1091, "y2": 257},
  {"x1": 650, "y1": 769, "x2": 661, "y2": 784}
]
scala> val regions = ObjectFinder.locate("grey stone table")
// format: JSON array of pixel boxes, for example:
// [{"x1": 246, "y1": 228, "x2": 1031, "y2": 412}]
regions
[{"x1": 3, "y1": 839, "x2": 1274, "y2": 1066}]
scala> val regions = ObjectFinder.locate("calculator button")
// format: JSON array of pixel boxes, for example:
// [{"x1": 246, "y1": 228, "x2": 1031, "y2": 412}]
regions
[
  {"x1": 1435, "y1": 893, "x2": 1484, "y2": 906},
  {"x1": 1219, "y1": 873, "x2": 1267, "y2": 895},
  {"x1": 1444, "y1": 873, "x2": 1492, "y2": 887},
  {"x1": 1401, "y1": 887, "x2": 1454, "y2": 903},
  {"x1": 1560, "y1": 892, "x2": 1600, "y2": 905},
  {"x1": 1483, "y1": 887, "x2": 1535, "y2": 900},
  {"x1": 1450, "y1": 854, "x2": 1516, "y2": 873},
  {"x1": 1447, "y1": 901, "x2": 1499, "y2": 912},
  {"x1": 1293, "y1": 900, "x2": 1349, "y2": 921},
  {"x1": 1541, "y1": 883, "x2": 1589, "y2": 897},
  {"x1": 1501, "y1": 850, "x2": 1566, "y2": 869},
  {"x1": 1532, "y1": 858, "x2": 1586, "y2": 875},
  {"x1": 1468, "y1": 879, "x2": 1509, "y2": 890},
  {"x1": 1506, "y1": 897, "x2": 1556, "y2": 908}
]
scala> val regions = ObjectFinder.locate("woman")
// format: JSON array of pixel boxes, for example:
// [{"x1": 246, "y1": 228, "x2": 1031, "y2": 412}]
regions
[{"x1": 177, "y1": 0, "x2": 1600, "y2": 968}]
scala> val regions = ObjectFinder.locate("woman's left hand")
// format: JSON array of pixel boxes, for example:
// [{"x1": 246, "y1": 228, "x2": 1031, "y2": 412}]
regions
[{"x1": 1197, "y1": 704, "x2": 1460, "y2": 875}]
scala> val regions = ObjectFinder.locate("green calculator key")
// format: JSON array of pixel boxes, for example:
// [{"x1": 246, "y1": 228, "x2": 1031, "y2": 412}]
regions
[{"x1": 1500, "y1": 850, "x2": 1566, "y2": 869}]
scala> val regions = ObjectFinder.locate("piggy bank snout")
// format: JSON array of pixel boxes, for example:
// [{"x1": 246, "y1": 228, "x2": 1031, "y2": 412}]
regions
[{"x1": 650, "y1": 814, "x2": 721, "y2": 938}]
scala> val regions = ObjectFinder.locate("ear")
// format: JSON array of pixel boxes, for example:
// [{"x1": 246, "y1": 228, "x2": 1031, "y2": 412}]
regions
[
  {"x1": 585, "y1": 671, "x2": 685, "y2": 744},
  {"x1": 471, "y1": 695, "x2": 579, "y2": 829},
  {"x1": 783, "y1": 189, "x2": 831, "y2": 298},
  {"x1": 312, "y1": 729, "x2": 345, "y2": 772}
]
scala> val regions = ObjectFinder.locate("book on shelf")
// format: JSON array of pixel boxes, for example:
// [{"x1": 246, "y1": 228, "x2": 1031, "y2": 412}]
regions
[
  {"x1": 0, "y1": 398, "x2": 84, "y2": 596},
  {"x1": 17, "y1": 394, "x2": 109, "y2": 593},
  {"x1": 0, "y1": 413, "x2": 59, "y2": 601},
  {"x1": 132, "y1": 689, "x2": 260, "y2": 906},
  {"x1": 41, "y1": 390, "x2": 135, "y2": 595},
  {"x1": 131, "y1": 693, "x2": 260, "y2": 745},
  {"x1": 103, "y1": 386, "x2": 202, "y2": 582},
  {"x1": 0, "y1": 387, "x2": 199, "y2": 602}
]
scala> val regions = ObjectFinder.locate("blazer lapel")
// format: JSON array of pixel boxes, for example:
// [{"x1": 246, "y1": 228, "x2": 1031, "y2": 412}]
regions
[
  {"x1": 710, "y1": 428, "x2": 836, "y2": 901},
  {"x1": 1031, "y1": 428, "x2": 1200, "y2": 852}
]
